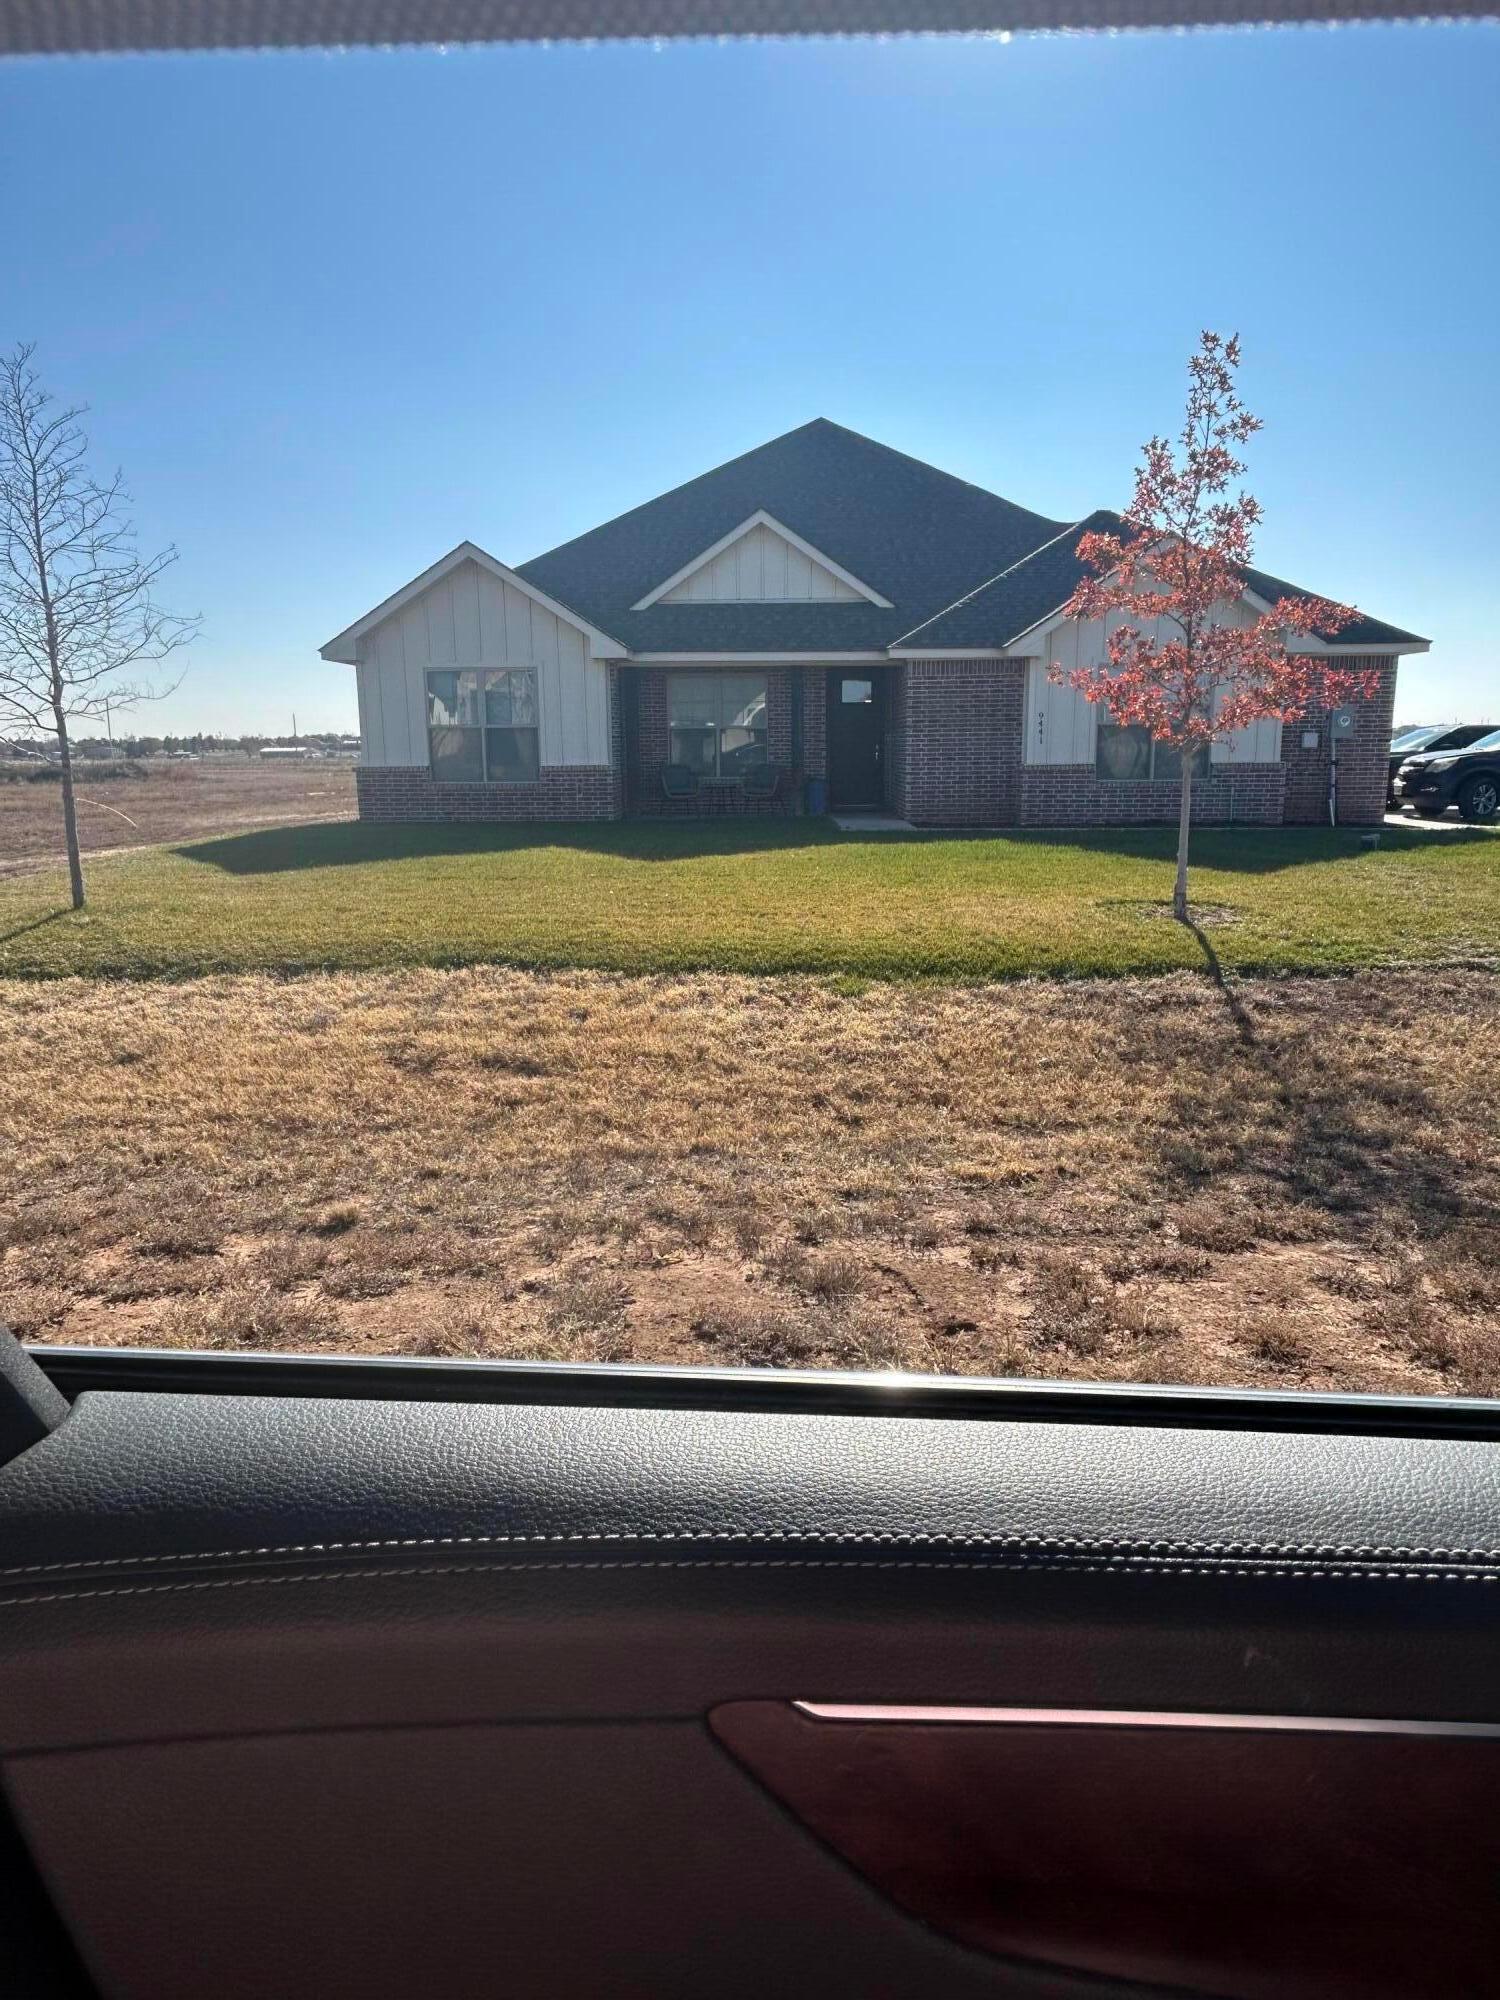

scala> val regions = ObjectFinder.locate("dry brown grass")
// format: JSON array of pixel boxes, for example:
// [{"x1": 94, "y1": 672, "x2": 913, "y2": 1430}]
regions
[
  {"x1": 1, "y1": 963, "x2": 1497, "y2": 1395},
  {"x1": 0, "y1": 761, "x2": 355, "y2": 873}
]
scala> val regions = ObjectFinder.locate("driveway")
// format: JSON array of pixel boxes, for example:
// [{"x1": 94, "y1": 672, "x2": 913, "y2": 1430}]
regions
[{"x1": 1384, "y1": 809, "x2": 1499, "y2": 832}]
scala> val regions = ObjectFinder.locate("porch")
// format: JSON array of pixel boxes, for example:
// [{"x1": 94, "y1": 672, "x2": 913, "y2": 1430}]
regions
[{"x1": 620, "y1": 662, "x2": 898, "y2": 816}]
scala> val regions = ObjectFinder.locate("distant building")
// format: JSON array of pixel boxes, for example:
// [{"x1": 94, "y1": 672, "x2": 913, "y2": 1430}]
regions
[{"x1": 259, "y1": 745, "x2": 309, "y2": 761}]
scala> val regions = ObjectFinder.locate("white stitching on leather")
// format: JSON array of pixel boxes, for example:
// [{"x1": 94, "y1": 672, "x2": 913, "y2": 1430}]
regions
[
  {"x1": 5, "y1": 1527, "x2": 1500, "y2": 1585},
  {"x1": 1, "y1": 1553, "x2": 1497, "y2": 1610}
]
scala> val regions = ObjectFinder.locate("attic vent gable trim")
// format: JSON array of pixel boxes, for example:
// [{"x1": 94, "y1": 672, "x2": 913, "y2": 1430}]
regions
[{"x1": 631, "y1": 510, "x2": 893, "y2": 612}]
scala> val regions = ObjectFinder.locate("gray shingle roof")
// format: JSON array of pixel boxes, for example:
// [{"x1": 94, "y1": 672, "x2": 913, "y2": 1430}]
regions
[
  {"x1": 516, "y1": 419, "x2": 1063, "y2": 655},
  {"x1": 896, "y1": 512, "x2": 1426, "y2": 652},
  {"x1": 514, "y1": 423, "x2": 1424, "y2": 656},
  {"x1": 1237, "y1": 560, "x2": 1424, "y2": 649},
  {"x1": 889, "y1": 509, "x2": 1120, "y2": 652}
]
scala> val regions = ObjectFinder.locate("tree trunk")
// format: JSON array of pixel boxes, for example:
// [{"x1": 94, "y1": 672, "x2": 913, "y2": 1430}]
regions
[
  {"x1": 54, "y1": 707, "x2": 86, "y2": 910},
  {"x1": 1173, "y1": 754, "x2": 1193, "y2": 922}
]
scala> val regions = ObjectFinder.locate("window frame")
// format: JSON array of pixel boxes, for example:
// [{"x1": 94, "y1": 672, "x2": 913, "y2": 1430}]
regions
[
  {"x1": 1095, "y1": 722, "x2": 1202, "y2": 785},
  {"x1": 666, "y1": 670, "x2": 770, "y2": 781},
  {"x1": 426, "y1": 667, "x2": 541, "y2": 785}
]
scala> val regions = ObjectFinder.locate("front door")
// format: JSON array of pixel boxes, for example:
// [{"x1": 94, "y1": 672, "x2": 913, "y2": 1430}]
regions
[{"x1": 827, "y1": 673, "x2": 884, "y2": 809}]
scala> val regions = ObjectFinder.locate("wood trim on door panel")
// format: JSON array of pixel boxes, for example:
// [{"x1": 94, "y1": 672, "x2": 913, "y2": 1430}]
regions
[{"x1": 709, "y1": 1700, "x2": 1500, "y2": 1999}]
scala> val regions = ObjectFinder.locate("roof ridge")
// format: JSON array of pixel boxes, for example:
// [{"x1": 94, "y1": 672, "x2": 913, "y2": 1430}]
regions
[
  {"x1": 514, "y1": 421, "x2": 834, "y2": 573},
  {"x1": 801, "y1": 418, "x2": 1061, "y2": 525},
  {"x1": 890, "y1": 512, "x2": 1098, "y2": 648},
  {"x1": 517, "y1": 419, "x2": 1058, "y2": 579}
]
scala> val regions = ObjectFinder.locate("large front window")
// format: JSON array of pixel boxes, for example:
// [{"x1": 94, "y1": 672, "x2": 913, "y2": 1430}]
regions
[
  {"x1": 1096, "y1": 723, "x2": 1199, "y2": 784},
  {"x1": 668, "y1": 672, "x2": 768, "y2": 778},
  {"x1": 427, "y1": 669, "x2": 539, "y2": 783}
]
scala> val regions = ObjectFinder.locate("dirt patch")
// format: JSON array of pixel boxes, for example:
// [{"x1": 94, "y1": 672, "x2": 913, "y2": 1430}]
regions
[
  {"x1": 1, "y1": 963, "x2": 1496, "y2": 1395},
  {"x1": 1137, "y1": 901, "x2": 1240, "y2": 927},
  {"x1": 0, "y1": 760, "x2": 355, "y2": 873}
]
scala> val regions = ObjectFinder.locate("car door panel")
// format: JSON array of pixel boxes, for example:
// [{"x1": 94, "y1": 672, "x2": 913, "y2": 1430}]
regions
[
  {"x1": 6, "y1": 1723, "x2": 1128, "y2": 2000},
  {"x1": 711, "y1": 1702, "x2": 1500, "y2": 1998},
  {"x1": 1, "y1": 1356, "x2": 1498, "y2": 1997}
]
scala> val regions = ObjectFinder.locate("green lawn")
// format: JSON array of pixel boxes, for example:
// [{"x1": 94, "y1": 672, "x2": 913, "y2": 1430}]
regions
[{"x1": 1, "y1": 818, "x2": 1496, "y2": 982}]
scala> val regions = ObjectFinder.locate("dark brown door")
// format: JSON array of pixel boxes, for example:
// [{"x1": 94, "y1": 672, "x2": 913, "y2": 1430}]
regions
[{"x1": 827, "y1": 672, "x2": 884, "y2": 808}]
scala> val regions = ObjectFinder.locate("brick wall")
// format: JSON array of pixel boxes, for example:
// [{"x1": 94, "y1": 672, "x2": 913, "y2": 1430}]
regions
[
  {"x1": 622, "y1": 665, "x2": 662, "y2": 810},
  {"x1": 801, "y1": 668, "x2": 827, "y2": 783},
  {"x1": 356, "y1": 763, "x2": 621, "y2": 822},
  {"x1": 884, "y1": 664, "x2": 908, "y2": 817},
  {"x1": 1280, "y1": 656, "x2": 1398, "y2": 827},
  {"x1": 357, "y1": 652, "x2": 1400, "y2": 831},
  {"x1": 1016, "y1": 655, "x2": 1399, "y2": 828},
  {"x1": 606, "y1": 665, "x2": 626, "y2": 817},
  {"x1": 1020, "y1": 762, "x2": 1286, "y2": 826},
  {"x1": 900, "y1": 659, "x2": 1025, "y2": 826},
  {"x1": 624, "y1": 664, "x2": 816, "y2": 815}
]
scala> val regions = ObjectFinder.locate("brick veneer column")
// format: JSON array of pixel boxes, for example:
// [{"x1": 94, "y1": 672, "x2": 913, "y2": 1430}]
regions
[
  {"x1": 801, "y1": 668, "x2": 827, "y2": 783},
  {"x1": 606, "y1": 665, "x2": 626, "y2": 818},
  {"x1": 900, "y1": 659, "x2": 1025, "y2": 826},
  {"x1": 1281, "y1": 656, "x2": 1398, "y2": 826},
  {"x1": 882, "y1": 663, "x2": 908, "y2": 817}
]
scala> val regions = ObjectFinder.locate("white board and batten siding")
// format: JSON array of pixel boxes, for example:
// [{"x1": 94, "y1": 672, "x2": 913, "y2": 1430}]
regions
[
  {"x1": 356, "y1": 558, "x2": 611, "y2": 769},
  {"x1": 1021, "y1": 603, "x2": 1282, "y2": 767},
  {"x1": 661, "y1": 521, "x2": 863, "y2": 603}
]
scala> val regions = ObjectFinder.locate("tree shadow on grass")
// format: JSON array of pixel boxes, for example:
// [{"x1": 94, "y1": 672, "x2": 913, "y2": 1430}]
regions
[
  {"x1": 1155, "y1": 916, "x2": 1484, "y2": 1245},
  {"x1": 0, "y1": 907, "x2": 71, "y2": 948},
  {"x1": 1064, "y1": 821, "x2": 1496, "y2": 877},
  {"x1": 172, "y1": 814, "x2": 1494, "y2": 880},
  {"x1": 173, "y1": 817, "x2": 851, "y2": 876},
  {"x1": 1183, "y1": 917, "x2": 1259, "y2": 1048}
]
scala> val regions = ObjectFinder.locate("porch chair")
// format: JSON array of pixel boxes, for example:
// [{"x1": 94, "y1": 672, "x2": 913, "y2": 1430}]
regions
[
  {"x1": 660, "y1": 764, "x2": 700, "y2": 811},
  {"x1": 739, "y1": 764, "x2": 784, "y2": 808}
]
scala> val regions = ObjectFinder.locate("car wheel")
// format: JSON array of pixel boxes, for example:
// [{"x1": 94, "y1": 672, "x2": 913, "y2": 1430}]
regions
[{"x1": 1457, "y1": 775, "x2": 1499, "y2": 822}]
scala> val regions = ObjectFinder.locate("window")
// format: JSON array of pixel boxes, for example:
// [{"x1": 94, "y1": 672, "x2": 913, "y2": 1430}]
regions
[
  {"x1": 840, "y1": 678, "x2": 874, "y2": 704},
  {"x1": 1096, "y1": 724, "x2": 1201, "y2": 784},
  {"x1": 427, "y1": 670, "x2": 539, "y2": 784},
  {"x1": 668, "y1": 672, "x2": 768, "y2": 778}
]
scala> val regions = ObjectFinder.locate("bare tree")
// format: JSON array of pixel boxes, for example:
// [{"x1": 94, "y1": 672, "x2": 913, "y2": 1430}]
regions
[{"x1": 0, "y1": 343, "x2": 198, "y2": 907}]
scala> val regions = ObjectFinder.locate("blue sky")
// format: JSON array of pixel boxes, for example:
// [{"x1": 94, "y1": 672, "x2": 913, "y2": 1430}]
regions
[{"x1": 3, "y1": 24, "x2": 1496, "y2": 733}]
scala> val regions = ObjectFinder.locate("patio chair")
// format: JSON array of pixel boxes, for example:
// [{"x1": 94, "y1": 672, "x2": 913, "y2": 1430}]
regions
[
  {"x1": 739, "y1": 764, "x2": 784, "y2": 807},
  {"x1": 660, "y1": 764, "x2": 700, "y2": 810}
]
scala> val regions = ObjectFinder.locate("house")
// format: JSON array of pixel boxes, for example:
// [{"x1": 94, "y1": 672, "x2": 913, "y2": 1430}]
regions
[{"x1": 321, "y1": 420, "x2": 1427, "y2": 829}]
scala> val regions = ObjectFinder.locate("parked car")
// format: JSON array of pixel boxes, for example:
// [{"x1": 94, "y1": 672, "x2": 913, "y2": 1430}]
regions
[
  {"x1": 1387, "y1": 724, "x2": 1494, "y2": 805},
  {"x1": 1393, "y1": 726, "x2": 1500, "y2": 821}
]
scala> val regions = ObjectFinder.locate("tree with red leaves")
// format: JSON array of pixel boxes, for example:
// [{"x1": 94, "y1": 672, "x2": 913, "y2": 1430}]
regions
[{"x1": 1055, "y1": 331, "x2": 1377, "y2": 921}]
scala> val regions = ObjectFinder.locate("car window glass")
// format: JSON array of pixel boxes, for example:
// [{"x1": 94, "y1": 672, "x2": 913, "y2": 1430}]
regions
[{"x1": 1, "y1": 13, "x2": 1494, "y2": 1405}]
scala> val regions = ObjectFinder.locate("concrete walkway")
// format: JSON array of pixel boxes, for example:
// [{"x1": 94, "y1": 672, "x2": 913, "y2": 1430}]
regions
[
  {"x1": 830, "y1": 811, "x2": 916, "y2": 833},
  {"x1": 1383, "y1": 809, "x2": 1498, "y2": 832},
  {"x1": 828, "y1": 809, "x2": 1494, "y2": 836}
]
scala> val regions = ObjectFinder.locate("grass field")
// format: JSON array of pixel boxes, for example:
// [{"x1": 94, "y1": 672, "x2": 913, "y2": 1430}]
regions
[
  {"x1": 1, "y1": 816, "x2": 1497, "y2": 982},
  {"x1": 3, "y1": 964, "x2": 1495, "y2": 1395},
  {"x1": 0, "y1": 760, "x2": 356, "y2": 874},
  {"x1": 3, "y1": 812, "x2": 1494, "y2": 1393}
]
